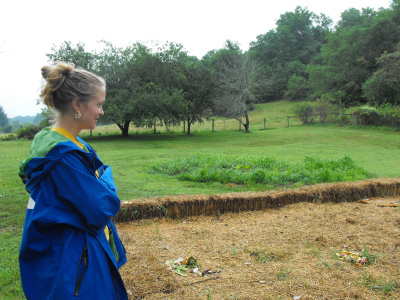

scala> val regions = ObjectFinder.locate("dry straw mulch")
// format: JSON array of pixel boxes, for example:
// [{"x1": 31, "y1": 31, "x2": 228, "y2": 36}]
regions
[{"x1": 116, "y1": 179, "x2": 400, "y2": 299}]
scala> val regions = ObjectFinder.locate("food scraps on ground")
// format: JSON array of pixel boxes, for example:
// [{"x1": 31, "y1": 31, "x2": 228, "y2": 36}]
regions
[
  {"x1": 165, "y1": 256, "x2": 221, "y2": 277},
  {"x1": 165, "y1": 256, "x2": 200, "y2": 276},
  {"x1": 336, "y1": 249, "x2": 368, "y2": 266}
]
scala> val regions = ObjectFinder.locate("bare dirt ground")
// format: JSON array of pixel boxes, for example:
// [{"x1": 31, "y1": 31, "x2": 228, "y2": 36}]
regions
[{"x1": 117, "y1": 196, "x2": 400, "y2": 300}]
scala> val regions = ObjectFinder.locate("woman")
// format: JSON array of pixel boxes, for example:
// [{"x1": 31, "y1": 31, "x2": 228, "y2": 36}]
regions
[{"x1": 18, "y1": 62, "x2": 128, "y2": 299}]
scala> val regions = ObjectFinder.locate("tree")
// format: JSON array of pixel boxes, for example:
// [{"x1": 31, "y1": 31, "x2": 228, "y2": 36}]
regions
[
  {"x1": 98, "y1": 41, "x2": 189, "y2": 136},
  {"x1": 285, "y1": 75, "x2": 308, "y2": 100},
  {"x1": 362, "y1": 17, "x2": 400, "y2": 71},
  {"x1": 337, "y1": 8, "x2": 371, "y2": 28},
  {"x1": 46, "y1": 41, "x2": 97, "y2": 71},
  {"x1": 308, "y1": 25, "x2": 368, "y2": 104},
  {"x1": 362, "y1": 43, "x2": 400, "y2": 105},
  {"x1": 96, "y1": 42, "x2": 138, "y2": 136},
  {"x1": 0, "y1": 106, "x2": 8, "y2": 130},
  {"x1": 307, "y1": 6, "x2": 400, "y2": 106},
  {"x1": 249, "y1": 6, "x2": 332, "y2": 101},
  {"x1": 182, "y1": 62, "x2": 216, "y2": 135},
  {"x1": 212, "y1": 41, "x2": 257, "y2": 133},
  {"x1": 46, "y1": 41, "x2": 190, "y2": 137},
  {"x1": 141, "y1": 42, "x2": 188, "y2": 131}
]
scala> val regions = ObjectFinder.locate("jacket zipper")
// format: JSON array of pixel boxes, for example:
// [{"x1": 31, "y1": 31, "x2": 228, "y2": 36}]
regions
[
  {"x1": 74, "y1": 244, "x2": 88, "y2": 297},
  {"x1": 108, "y1": 259, "x2": 119, "y2": 300}
]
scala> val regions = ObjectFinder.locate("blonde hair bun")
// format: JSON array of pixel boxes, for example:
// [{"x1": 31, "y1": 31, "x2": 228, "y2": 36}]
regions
[{"x1": 39, "y1": 62, "x2": 104, "y2": 112}]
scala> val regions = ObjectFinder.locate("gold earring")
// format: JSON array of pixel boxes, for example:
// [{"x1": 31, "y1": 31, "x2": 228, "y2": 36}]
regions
[{"x1": 74, "y1": 111, "x2": 81, "y2": 119}]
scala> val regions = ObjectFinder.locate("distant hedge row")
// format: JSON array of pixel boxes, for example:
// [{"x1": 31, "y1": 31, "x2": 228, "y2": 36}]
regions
[
  {"x1": 0, "y1": 125, "x2": 42, "y2": 140},
  {"x1": 293, "y1": 100, "x2": 400, "y2": 129}
]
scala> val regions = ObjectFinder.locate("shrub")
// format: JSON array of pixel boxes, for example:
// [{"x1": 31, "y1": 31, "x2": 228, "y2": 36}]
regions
[
  {"x1": 357, "y1": 106, "x2": 383, "y2": 126},
  {"x1": 293, "y1": 102, "x2": 315, "y2": 124},
  {"x1": 16, "y1": 125, "x2": 41, "y2": 140},
  {"x1": 337, "y1": 115, "x2": 353, "y2": 127},
  {"x1": 0, "y1": 133, "x2": 16, "y2": 141},
  {"x1": 377, "y1": 104, "x2": 400, "y2": 129},
  {"x1": 3, "y1": 124, "x2": 13, "y2": 133},
  {"x1": 313, "y1": 97, "x2": 341, "y2": 123}
]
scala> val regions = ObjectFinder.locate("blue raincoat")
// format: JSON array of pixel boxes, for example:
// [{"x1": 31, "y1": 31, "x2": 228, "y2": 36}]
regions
[{"x1": 18, "y1": 128, "x2": 128, "y2": 300}]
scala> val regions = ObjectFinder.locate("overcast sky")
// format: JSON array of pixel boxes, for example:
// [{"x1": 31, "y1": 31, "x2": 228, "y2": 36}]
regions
[{"x1": 0, "y1": 0, "x2": 391, "y2": 118}]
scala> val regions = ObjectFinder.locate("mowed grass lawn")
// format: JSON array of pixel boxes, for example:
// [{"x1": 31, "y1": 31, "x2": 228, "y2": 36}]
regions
[{"x1": 1, "y1": 101, "x2": 400, "y2": 299}]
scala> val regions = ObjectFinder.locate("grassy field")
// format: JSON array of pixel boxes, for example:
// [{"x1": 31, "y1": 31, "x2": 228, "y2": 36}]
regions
[{"x1": 1, "y1": 101, "x2": 400, "y2": 299}]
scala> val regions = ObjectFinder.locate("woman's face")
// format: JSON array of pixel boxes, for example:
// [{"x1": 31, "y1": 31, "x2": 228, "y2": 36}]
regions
[{"x1": 80, "y1": 88, "x2": 106, "y2": 130}]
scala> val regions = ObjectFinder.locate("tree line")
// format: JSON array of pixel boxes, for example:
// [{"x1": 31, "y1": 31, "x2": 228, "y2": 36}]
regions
[
  {"x1": 22, "y1": 1, "x2": 400, "y2": 136},
  {"x1": 46, "y1": 39, "x2": 256, "y2": 136},
  {"x1": 250, "y1": 1, "x2": 400, "y2": 106}
]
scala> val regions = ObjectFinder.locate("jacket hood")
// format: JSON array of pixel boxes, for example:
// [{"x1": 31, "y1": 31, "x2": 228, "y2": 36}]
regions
[{"x1": 19, "y1": 127, "x2": 100, "y2": 193}]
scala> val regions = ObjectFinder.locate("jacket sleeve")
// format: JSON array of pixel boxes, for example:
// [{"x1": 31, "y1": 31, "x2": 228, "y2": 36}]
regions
[
  {"x1": 100, "y1": 165, "x2": 117, "y2": 193},
  {"x1": 49, "y1": 152, "x2": 121, "y2": 235}
]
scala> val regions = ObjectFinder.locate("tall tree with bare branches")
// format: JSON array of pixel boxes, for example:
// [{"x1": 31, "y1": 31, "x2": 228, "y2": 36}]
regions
[{"x1": 210, "y1": 41, "x2": 257, "y2": 133}]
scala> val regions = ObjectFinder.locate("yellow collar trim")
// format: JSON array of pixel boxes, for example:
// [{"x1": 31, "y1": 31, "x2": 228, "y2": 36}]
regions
[{"x1": 51, "y1": 127, "x2": 84, "y2": 150}]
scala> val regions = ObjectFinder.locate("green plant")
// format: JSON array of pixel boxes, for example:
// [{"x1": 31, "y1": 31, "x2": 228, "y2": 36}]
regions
[
  {"x1": 311, "y1": 246, "x2": 331, "y2": 270},
  {"x1": 285, "y1": 75, "x2": 308, "y2": 101},
  {"x1": 0, "y1": 133, "x2": 16, "y2": 140},
  {"x1": 246, "y1": 248, "x2": 283, "y2": 263},
  {"x1": 380, "y1": 277, "x2": 399, "y2": 295},
  {"x1": 338, "y1": 114, "x2": 353, "y2": 126},
  {"x1": 3, "y1": 124, "x2": 13, "y2": 133},
  {"x1": 378, "y1": 104, "x2": 400, "y2": 129},
  {"x1": 150, "y1": 154, "x2": 371, "y2": 188},
  {"x1": 16, "y1": 125, "x2": 41, "y2": 140},
  {"x1": 293, "y1": 102, "x2": 315, "y2": 124},
  {"x1": 313, "y1": 98, "x2": 341, "y2": 123},
  {"x1": 357, "y1": 106, "x2": 383, "y2": 126},
  {"x1": 276, "y1": 266, "x2": 291, "y2": 280},
  {"x1": 201, "y1": 287, "x2": 212, "y2": 300},
  {"x1": 359, "y1": 272, "x2": 399, "y2": 295}
]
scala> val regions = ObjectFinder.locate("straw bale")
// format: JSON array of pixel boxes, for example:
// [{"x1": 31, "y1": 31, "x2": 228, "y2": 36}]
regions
[{"x1": 115, "y1": 178, "x2": 400, "y2": 221}]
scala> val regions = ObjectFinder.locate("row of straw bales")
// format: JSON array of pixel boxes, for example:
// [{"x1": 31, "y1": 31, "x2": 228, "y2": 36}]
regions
[{"x1": 114, "y1": 178, "x2": 400, "y2": 222}]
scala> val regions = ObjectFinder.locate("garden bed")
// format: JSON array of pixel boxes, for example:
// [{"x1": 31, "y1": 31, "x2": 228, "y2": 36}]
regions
[{"x1": 116, "y1": 178, "x2": 400, "y2": 299}]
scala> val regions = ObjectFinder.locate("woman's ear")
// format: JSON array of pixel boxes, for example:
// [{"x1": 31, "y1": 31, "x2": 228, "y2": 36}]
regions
[{"x1": 71, "y1": 98, "x2": 81, "y2": 112}]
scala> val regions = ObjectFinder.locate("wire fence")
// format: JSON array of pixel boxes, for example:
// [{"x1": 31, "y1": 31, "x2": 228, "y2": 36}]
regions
[
  {"x1": 85, "y1": 113, "x2": 362, "y2": 136},
  {"x1": 286, "y1": 113, "x2": 359, "y2": 127}
]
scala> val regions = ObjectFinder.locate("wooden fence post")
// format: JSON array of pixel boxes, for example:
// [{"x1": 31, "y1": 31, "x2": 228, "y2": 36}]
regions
[
  {"x1": 212, "y1": 119, "x2": 215, "y2": 132},
  {"x1": 239, "y1": 121, "x2": 242, "y2": 131},
  {"x1": 287, "y1": 116, "x2": 290, "y2": 127},
  {"x1": 183, "y1": 121, "x2": 185, "y2": 133},
  {"x1": 264, "y1": 118, "x2": 266, "y2": 130}
]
